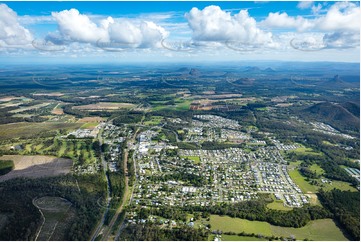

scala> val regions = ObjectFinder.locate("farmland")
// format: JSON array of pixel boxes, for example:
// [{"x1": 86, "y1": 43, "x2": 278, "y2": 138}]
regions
[{"x1": 0, "y1": 122, "x2": 82, "y2": 140}]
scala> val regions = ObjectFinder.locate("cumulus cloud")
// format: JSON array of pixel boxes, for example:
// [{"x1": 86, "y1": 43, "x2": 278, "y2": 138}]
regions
[
  {"x1": 52, "y1": 9, "x2": 110, "y2": 43},
  {"x1": 185, "y1": 5, "x2": 272, "y2": 44},
  {"x1": 261, "y1": 12, "x2": 313, "y2": 32},
  {"x1": 315, "y1": 1, "x2": 360, "y2": 32},
  {"x1": 263, "y1": 1, "x2": 360, "y2": 33},
  {"x1": 297, "y1": 1, "x2": 314, "y2": 10},
  {"x1": 50, "y1": 8, "x2": 168, "y2": 48},
  {"x1": 0, "y1": 4, "x2": 33, "y2": 45},
  {"x1": 262, "y1": 1, "x2": 360, "y2": 49}
]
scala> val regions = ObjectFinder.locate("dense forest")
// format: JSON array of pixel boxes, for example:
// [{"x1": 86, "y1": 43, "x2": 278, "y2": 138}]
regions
[
  {"x1": 119, "y1": 223, "x2": 208, "y2": 241},
  {"x1": 318, "y1": 189, "x2": 360, "y2": 241},
  {"x1": 0, "y1": 174, "x2": 106, "y2": 240}
]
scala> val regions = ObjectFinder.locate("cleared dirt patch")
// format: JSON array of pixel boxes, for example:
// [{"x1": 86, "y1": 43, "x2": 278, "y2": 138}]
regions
[
  {"x1": 33, "y1": 196, "x2": 75, "y2": 241},
  {"x1": 78, "y1": 116, "x2": 106, "y2": 123},
  {"x1": 73, "y1": 102, "x2": 135, "y2": 111},
  {"x1": 33, "y1": 92, "x2": 64, "y2": 97},
  {"x1": 0, "y1": 155, "x2": 72, "y2": 182},
  {"x1": 0, "y1": 96, "x2": 26, "y2": 102},
  {"x1": 51, "y1": 108, "x2": 64, "y2": 115}
]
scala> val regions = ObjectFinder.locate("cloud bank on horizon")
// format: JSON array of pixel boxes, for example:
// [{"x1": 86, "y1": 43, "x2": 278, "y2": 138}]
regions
[{"x1": 0, "y1": 1, "x2": 359, "y2": 62}]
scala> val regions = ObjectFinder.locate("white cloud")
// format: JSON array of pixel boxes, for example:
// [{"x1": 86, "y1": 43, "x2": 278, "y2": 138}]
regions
[
  {"x1": 263, "y1": 2, "x2": 360, "y2": 33},
  {"x1": 297, "y1": 1, "x2": 314, "y2": 10},
  {"x1": 261, "y1": 12, "x2": 313, "y2": 32},
  {"x1": 52, "y1": 9, "x2": 110, "y2": 43},
  {"x1": 50, "y1": 8, "x2": 168, "y2": 48},
  {"x1": 315, "y1": 1, "x2": 360, "y2": 32},
  {"x1": 323, "y1": 32, "x2": 360, "y2": 48},
  {"x1": 0, "y1": 4, "x2": 33, "y2": 45},
  {"x1": 262, "y1": 1, "x2": 360, "y2": 49},
  {"x1": 185, "y1": 5, "x2": 272, "y2": 44},
  {"x1": 311, "y1": 3, "x2": 323, "y2": 15}
]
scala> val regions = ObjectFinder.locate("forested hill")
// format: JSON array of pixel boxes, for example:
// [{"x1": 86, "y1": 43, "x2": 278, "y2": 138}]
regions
[{"x1": 302, "y1": 102, "x2": 360, "y2": 132}]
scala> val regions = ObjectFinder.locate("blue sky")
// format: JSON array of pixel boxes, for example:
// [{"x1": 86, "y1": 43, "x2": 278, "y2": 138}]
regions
[{"x1": 0, "y1": 1, "x2": 359, "y2": 63}]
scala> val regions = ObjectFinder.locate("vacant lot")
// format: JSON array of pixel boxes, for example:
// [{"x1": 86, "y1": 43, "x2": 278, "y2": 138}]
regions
[
  {"x1": 33, "y1": 196, "x2": 74, "y2": 241},
  {"x1": 0, "y1": 122, "x2": 82, "y2": 140},
  {"x1": 182, "y1": 156, "x2": 201, "y2": 165},
  {"x1": 73, "y1": 102, "x2": 135, "y2": 110},
  {"x1": 267, "y1": 195, "x2": 293, "y2": 211},
  {"x1": 78, "y1": 116, "x2": 106, "y2": 123},
  {"x1": 288, "y1": 169, "x2": 318, "y2": 193},
  {"x1": 51, "y1": 108, "x2": 64, "y2": 115},
  {"x1": 209, "y1": 215, "x2": 347, "y2": 241},
  {"x1": 0, "y1": 155, "x2": 72, "y2": 182}
]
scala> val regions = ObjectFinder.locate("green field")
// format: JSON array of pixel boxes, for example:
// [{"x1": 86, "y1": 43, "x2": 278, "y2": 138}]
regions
[
  {"x1": 181, "y1": 156, "x2": 201, "y2": 164},
  {"x1": 289, "y1": 166, "x2": 356, "y2": 193},
  {"x1": 144, "y1": 116, "x2": 163, "y2": 126},
  {"x1": 209, "y1": 215, "x2": 348, "y2": 241},
  {"x1": 0, "y1": 122, "x2": 82, "y2": 140},
  {"x1": 80, "y1": 122, "x2": 98, "y2": 129},
  {"x1": 292, "y1": 146, "x2": 323, "y2": 156},
  {"x1": 288, "y1": 169, "x2": 318, "y2": 193},
  {"x1": 309, "y1": 164, "x2": 325, "y2": 175},
  {"x1": 321, "y1": 180, "x2": 357, "y2": 192},
  {"x1": 267, "y1": 195, "x2": 292, "y2": 211},
  {"x1": 175, "y1": 99, "x2": 192, "y2": 110}
]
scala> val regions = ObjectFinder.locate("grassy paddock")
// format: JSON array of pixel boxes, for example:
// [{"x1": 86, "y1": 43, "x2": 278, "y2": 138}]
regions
[
  {"x1": 292, "y1": 146, "x2": 323, "y2": 156},
  {"x1": 209, "y1": 215, "x2": 347, "y2": 241},
  {"x1": 309, "y1": 164, "x2": 325, "y2": 175},
  {"x1": 0, "y1": 122, "x2": 82, "y2": 140},
  {"x1": 288, "y1": 169, "x2": 318, "y2": 193},
  {"x1": 267, "y1": 195, "x2": 293, "y2": 211},
  {"x1": 181, "y1": 156, "x2": 201, "y2": 164}
]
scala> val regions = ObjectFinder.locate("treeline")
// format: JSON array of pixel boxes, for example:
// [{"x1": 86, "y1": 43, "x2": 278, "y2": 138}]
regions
[
  {"x1": 119, "y1": 223, "x2": 208, "y2": 241},
  {"x1": 185, "y1": 199, "x2": 331, "y2": 228},
  {"x1": 0, "y1": 159, "x2": 14, "y2": 175},
  {"x1": 127, "y1": 150, "x2": 135, "y2": 186},
  {"x1": 113, "y1": 112, "x2": 143, "y2": 125},
  {"x1": 0, "y1": 174, "x2": 106, "y2": 240},
  {"x1": 201, "y1": 141, "x2": 245, "y2": 150},
  {"x1": 318, "y1": 189, "x2": 360, "y2": 241}
]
